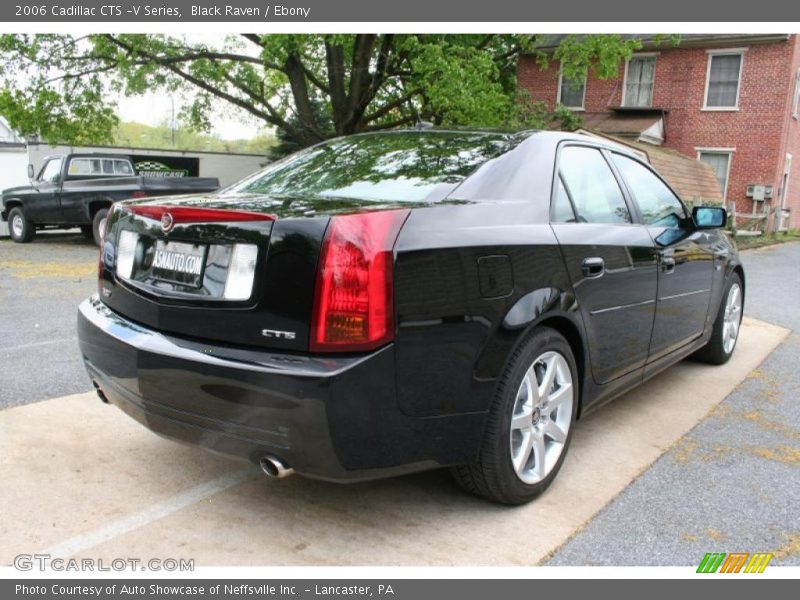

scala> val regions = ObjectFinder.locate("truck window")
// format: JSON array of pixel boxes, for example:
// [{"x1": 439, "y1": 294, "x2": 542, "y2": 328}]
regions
[
  {"x1": 68, "y1": 158, "x2": 103, "y2": 176},
  {"x1": 114, "y1": 160, "x2": 133, "y2": 175},
  {"x1": 39, "y1": 158, "x2": 64, "y2": 183}
]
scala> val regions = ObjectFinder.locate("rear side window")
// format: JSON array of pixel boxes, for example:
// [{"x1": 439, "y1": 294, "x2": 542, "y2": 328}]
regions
[
  {"x1": 611, "y1": 153, "x2": 686, "y2": 227},
  {"x1": 558, "y1": 146, "x2": 631, "y2": 224},
  {"x1": 114, "y1": 160, "x2": 134, "y2": 175},
  {"x1": 552, "y1": 176, "x2": 577, "y2": 222}
]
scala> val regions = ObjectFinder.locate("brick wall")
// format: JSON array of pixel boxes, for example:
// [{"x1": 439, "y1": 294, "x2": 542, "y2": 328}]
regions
[{"x1": 518, "y1": 36, "x2": 800, "y2": 228}]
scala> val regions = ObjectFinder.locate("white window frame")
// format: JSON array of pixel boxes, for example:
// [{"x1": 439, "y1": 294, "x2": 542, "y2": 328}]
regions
[
  {"x1": 557, "y1": 65, "x2": 587, "y2": 111},
  {"x1": 779, "y1": 153, "x2": 792, "y2": 209},
  {"x1": 792, "y1": 70, "x2": 800, "y2": 120},
  {"x1": 702, "y1": 49, "x2": 747, "y2": 112},
  {"x1": 696, "y1": 147, "x2": 736, "y2": 200},
  {"x1": 622, "y1": 52, "x2": 659, "y2": 108}
]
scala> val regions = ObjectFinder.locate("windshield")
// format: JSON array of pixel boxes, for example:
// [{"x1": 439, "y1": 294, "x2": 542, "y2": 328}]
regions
[{"x1": 226, "y1": 131, "x2": 525, "y2": 203}]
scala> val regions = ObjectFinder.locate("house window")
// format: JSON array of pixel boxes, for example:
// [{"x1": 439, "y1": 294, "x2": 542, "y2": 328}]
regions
[
  {"x1": 698, "y1": 150, "x2": 733, "y2": 200},
  {"x1": 792, "y1": 70, "x2": 800, "y2": 119},
  {"x1": 558, "y1": 68, "x2": 586, "y2": 110},
  {"x1": 623, "y1": 55, "x2": 657, "y2": 107},
  {"x1": 704, "y1": 51, "x2": 744, "y2": 109}
]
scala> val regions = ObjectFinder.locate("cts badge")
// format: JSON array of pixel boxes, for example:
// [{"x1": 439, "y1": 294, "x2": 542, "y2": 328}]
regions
[{"x1": 262, "y1": 329, "x2": 297, "y2": 340}]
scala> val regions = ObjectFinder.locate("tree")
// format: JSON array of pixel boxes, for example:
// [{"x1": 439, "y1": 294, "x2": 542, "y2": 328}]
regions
[
  {"x1": 0, "y1": 34, "x2": 646, "y2": 151},
  {"x1": 112, "y1": 120, "x2": 276, "y2": 154}
]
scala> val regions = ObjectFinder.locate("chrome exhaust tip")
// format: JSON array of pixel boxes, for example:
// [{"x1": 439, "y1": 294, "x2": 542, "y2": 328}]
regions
[
  {"x1": 92, "y1": 381, "x2": 109, "y2": 403},
  {"x1": 260, "y1": 455, "x2": 295, "y2": 479}
]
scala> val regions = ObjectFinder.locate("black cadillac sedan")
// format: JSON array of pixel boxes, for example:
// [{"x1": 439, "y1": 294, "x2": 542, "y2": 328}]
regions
[{"x1": 77, "y1": 130, "x2": 744, "y2": 504}]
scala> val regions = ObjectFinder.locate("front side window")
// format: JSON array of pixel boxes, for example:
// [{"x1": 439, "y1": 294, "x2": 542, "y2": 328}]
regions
[
  {"x1": 705, "y1": 53, "x2": 743, "y2": 109},
  {"x1": 39, "y1": 158, "x2": 63, "y2": 183},
  {"x1": 558, "y1": 146, "x2": 631, "y2": 224},
  {"x1": 559, "y1": 69, "x2": 586, "y2": 110},
  {"x1": 611, "y1": 153, "x2": 687, "y2": 227},
  {"x1": 698, "y1": 151, "x2": 733, "y2": 200},
  {"x1": 624, "y1": 56, "x2": 657, "y2": 107}
]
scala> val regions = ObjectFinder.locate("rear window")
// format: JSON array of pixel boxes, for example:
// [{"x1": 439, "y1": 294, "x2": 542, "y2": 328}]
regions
[
  {"x1": 227, "y1": 132, "x2": 522, "y2": 203},
  {"x1": 68, "y1": 157, "x2": 134, "y2": 176}
]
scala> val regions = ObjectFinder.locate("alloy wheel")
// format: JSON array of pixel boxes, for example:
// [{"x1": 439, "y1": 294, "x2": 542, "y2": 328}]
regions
[
  {"x1": 509, "y1": 350, "x2": 573, "y2": 484},
  {"x1": 722, "y1": 282, "x2": 742, "y2": 354}
]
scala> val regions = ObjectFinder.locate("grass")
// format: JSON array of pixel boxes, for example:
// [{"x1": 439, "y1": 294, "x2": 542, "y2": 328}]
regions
[{"x1": 733, "y1": 229, "x2": 800, "y2": 250}]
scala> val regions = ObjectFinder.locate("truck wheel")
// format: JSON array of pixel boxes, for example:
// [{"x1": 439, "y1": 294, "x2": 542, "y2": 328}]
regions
[
  {"x1": 92, "y1": 208, "x2": 109, "y2": 246},
  {"x1": 8, "y1": 207, "x2": 36, "y2": 243}
]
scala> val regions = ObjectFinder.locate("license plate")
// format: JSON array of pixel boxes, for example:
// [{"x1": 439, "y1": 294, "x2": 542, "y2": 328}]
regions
[{"x1": 151, "y1": 240, "x2": 207, "y2": 288}]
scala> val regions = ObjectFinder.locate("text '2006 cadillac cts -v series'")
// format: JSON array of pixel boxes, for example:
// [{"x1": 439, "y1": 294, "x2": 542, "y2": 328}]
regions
[{"x1": 76, "y1": 130, "x2": 743, "y2": 504}]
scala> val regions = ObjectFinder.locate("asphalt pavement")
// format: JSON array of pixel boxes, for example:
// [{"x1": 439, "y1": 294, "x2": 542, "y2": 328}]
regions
[
  {"x1": 0, "y1": 230, "x2": 97, "y2": 408},
  {"x1": 547, "y1": 241, "x2": 800, "y2": 566}
]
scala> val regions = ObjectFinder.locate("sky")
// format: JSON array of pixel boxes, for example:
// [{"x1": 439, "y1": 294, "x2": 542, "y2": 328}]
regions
[
  {"x1": 116, "y1": 92, "x2": 266, "y2": 140},
  {"x1": 115, "y1": 33, "x2": 267, "y2": 140}
]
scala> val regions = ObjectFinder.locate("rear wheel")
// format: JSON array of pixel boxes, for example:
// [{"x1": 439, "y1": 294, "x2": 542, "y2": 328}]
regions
[
  {"x1": 92, "y1": 208, "x2": 109, "y2": 246},
  {"x1": 452, "y1": 327, "x2": 578, "y2": 504},
  {"x1": 693, "y1": 273, "x2": 743, "y2": 365},
  {"x1": 8, "y1": 207, "x2": 35, "y2": 243}
]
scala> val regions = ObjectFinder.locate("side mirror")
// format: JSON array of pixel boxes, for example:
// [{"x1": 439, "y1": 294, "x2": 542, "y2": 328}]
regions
[
  {"x1": 27, "y1": 164, "x2": 35, "y2": 180},
  {"x1": 693, "y1": 206, "x2": 727, "y2": 230}
]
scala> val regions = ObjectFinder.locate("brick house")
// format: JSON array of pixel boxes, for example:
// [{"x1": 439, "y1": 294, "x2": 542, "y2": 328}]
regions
[{"x1": 518, "y1": 34, "x2": 800, "y2": 229}]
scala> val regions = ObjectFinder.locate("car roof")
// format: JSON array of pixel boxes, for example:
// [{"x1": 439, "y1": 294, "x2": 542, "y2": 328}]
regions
[{"x1": 342, "y1": 128, "x2": 639, "y2": 157}]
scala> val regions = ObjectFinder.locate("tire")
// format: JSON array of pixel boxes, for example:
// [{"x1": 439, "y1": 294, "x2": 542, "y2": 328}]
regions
[
  {"x1": 92, "y1": 208, "x2": 109, "y2": 247},
  {"x1": 80, "y1": 224, "x2": 94, "y2": 240},
  {"x1": 452, "y1": 326, "x2": 579, "y2": 504},
  {"x1": 7, "y1": 207, "x2": 35, "y2": 243},
  {"x1": 692, "y1": 273, "x2": 744, "y2": 365}
]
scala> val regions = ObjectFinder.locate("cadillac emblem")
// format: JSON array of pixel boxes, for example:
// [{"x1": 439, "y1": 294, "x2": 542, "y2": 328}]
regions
[{"x1": 160, "y1": 212, "x2": 174, "y2": 233}]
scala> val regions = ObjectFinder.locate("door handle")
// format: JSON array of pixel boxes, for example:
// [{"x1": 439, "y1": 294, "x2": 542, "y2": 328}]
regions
[
  {"x1": 581, "y1": 257, "x2": 605, "y2": 278},
  {"x1": 662, "y1": 256, "x2": 676, "y2": 274}
]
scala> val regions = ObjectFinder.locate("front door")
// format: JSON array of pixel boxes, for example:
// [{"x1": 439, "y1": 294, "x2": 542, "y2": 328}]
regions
[
  {"x1": 27, "y1": 157, "x2": 64, "y2": 223},
  {"x1": 551, "y1": 144, "x2": 658, "y2": 385},
  {"x1": 609, "y1": 152, "x2": 714, "y2": 360}
]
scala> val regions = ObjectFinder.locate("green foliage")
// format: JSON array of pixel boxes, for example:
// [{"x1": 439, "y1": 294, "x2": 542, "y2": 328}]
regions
[
  {"x1": 0, "y1": 33, "x2": 642, "y2": 150},
  {"x1": 112, "y1": 121, "x2": 276, "y2": 154}
]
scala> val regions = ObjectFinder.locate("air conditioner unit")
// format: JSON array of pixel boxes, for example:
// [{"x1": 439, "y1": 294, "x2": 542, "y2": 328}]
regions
[{"x1": 745, "y1": 184, "x2": 774, "y2": 201}]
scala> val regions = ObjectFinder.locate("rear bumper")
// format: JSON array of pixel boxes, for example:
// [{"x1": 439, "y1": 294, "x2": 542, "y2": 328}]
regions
[{"x1": 77, "y1": 296, "x2": 483, "y2": 481}]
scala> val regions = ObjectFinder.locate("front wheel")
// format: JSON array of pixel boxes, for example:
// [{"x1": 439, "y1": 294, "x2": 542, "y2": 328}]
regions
[
  {"x1": 8, "y1": 207, "x2": 36, "y2": 243},
  {"x1": 693, "y1": 273, "x2": 743, "y2": 365},
  {"x1": 452, "y1": 327, "x2": 578, "y2": 504}
]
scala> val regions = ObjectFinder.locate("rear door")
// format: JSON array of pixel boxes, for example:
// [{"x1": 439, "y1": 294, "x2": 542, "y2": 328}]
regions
[
  {"x1": 609, "y1": 152, "x2": 714, "y2": 360},
  {"x1": 550, "y1": 144, "x2": 658, "y2": 384}
]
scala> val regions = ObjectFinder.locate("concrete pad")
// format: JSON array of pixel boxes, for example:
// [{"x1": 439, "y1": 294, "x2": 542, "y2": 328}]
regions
[{"x1": 0, "y1": 317, "x2": 789, "y2": 566}]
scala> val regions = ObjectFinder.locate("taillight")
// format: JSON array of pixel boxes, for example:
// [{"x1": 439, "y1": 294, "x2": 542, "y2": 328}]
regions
[
  {"x1": 310, "y1": 209, "x2": 409, "y2": 353},
  {"x1": 127, "y1": 204, "x2": 276, "y2": 225}
]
